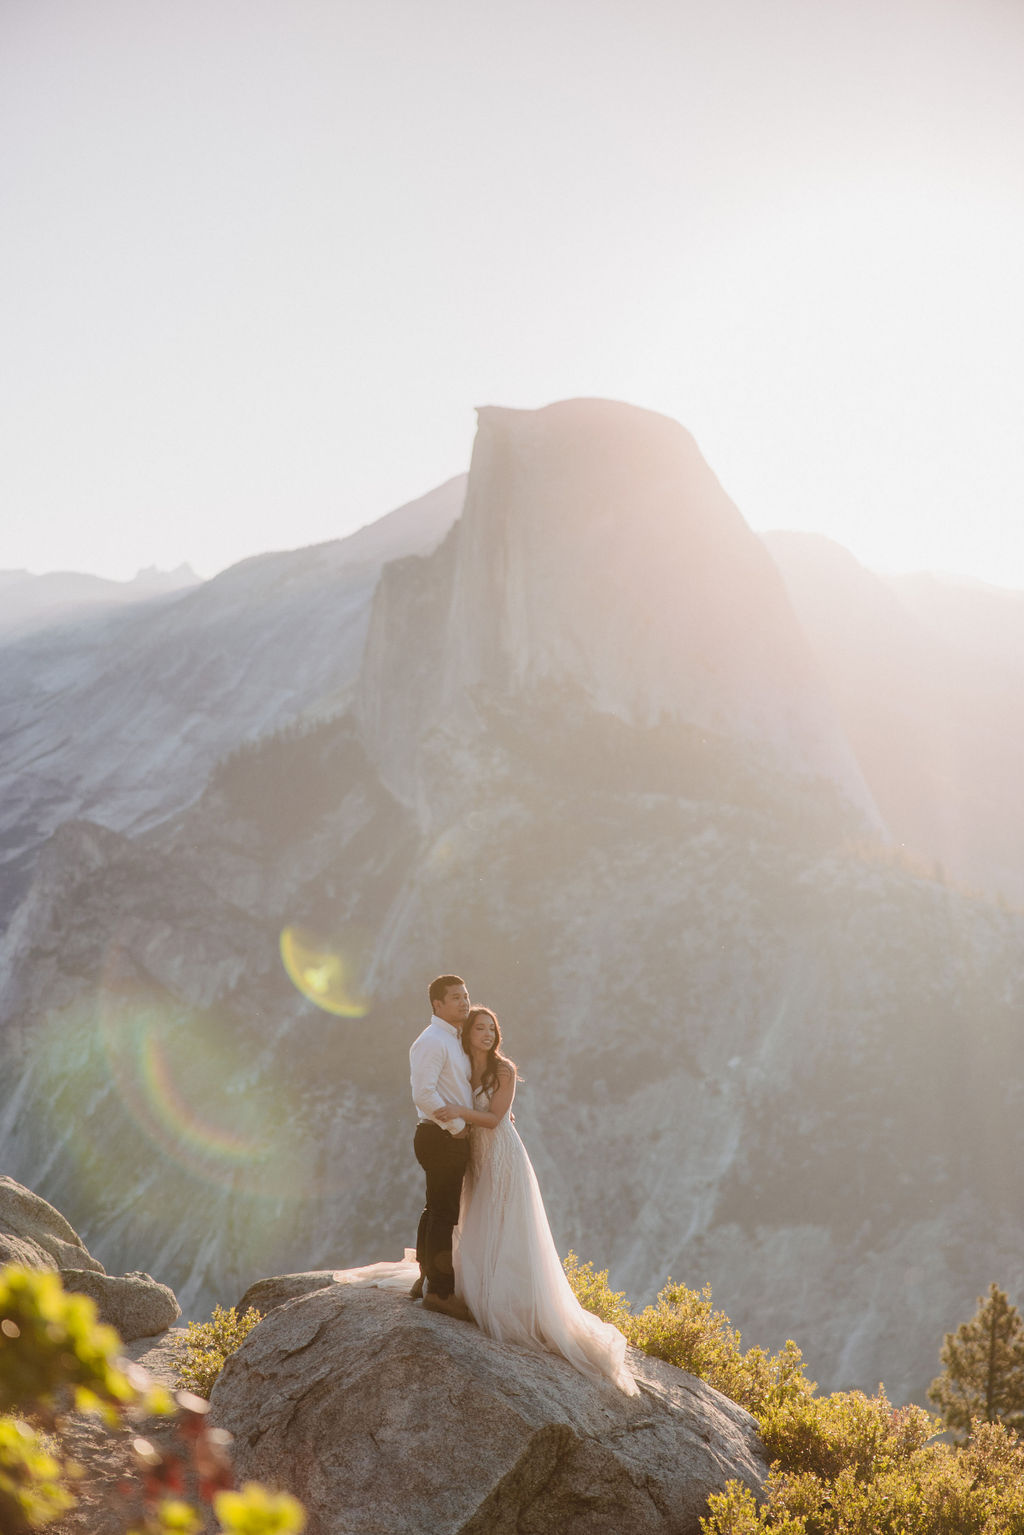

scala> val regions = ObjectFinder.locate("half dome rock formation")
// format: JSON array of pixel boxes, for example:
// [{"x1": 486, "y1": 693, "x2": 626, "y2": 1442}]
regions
[
  {"x1": 359, "y1": 399, "x2": 880, "y2": 825},
  {"x1": 210, "y1": 1283, "x2": 767, "y2": 1535}
]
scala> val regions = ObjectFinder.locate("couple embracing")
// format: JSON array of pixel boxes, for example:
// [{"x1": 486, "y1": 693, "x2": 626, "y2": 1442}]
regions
[{"x1": 408, "y1": 973, "x2": 636, "y2": 1395}]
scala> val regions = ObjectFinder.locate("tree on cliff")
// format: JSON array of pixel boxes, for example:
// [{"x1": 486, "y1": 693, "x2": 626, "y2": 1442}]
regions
[{"x1": 928, "y1": 1282, "x2": 1024, "y2": 1437}]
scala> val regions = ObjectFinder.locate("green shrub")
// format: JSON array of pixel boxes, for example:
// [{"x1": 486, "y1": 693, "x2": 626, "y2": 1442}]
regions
[
  {"x1": 564, "y1": 1256, "x2": 1024, "y2": 1535},
  {"x1": 0, "y1": 1264, "x2": 302, "y2": 1534},
  {"x1": 215, "y1": 1483, "x2": 307, "y2": 1535},
  {"x1": 0, "y1": 1264, "x2": 147, "y2": 1425},
  {"x1": 562, "y1": 1252, "x2": 633, "y2": 1331},
  {"x1": 697, "y1": 1477, "x2": 803, "y2": 1534},
  {"x1": 757, "y1": 1384, "x2": 935, "y2": 1483},
  {"x1": 0, "y1": 1414, "x2": 76, "y2": 1534},
  {"x1": 172, "y1": 1304, "x2": 264, "y2": 1399},
  {"x1": 704, "y1": 1425, "x2": 1024, "y2": 1535},
  {"x1": 629, "y1": 1280, "x2": 813, "y2": 1418},
  {"x1": 563, "y1": 1255, "x2": 813, "y2": 1417},
  {"x1": 145, "y1": 1484, "x2": 307, "y2": 1535}
]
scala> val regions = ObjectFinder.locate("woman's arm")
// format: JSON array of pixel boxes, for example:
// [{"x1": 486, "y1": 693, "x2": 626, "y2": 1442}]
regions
[{"x1": 437, "y1": 1066, "x2": 516, "y2": 1128}]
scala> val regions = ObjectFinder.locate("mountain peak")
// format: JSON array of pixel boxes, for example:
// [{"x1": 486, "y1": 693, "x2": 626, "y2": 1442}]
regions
[
  {"x1": 130, "y1": 563, "x2": 202, "y2": 590},
  {"x1": 359, "y1": 397, "x2": 881, "y2": 825}
]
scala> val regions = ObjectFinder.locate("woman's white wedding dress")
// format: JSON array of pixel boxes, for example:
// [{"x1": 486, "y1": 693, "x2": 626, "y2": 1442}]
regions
[
  {"x1": 333, "y1": 1093, "x2": 636, "y2": 1395},
  {"x1": 454, "y1": 1090, "x2": 636, "y2": 1394}
]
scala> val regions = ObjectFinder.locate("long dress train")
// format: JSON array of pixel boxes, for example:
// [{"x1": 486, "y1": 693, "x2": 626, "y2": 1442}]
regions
[{"x1": 454, "y1": 1093, "x2": 636, "y2": 1395}]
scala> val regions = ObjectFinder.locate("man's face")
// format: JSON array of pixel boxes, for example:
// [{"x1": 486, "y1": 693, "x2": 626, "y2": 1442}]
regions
[{"x1": 433, "y1": 983, "x2": 471, "y2": 1026}]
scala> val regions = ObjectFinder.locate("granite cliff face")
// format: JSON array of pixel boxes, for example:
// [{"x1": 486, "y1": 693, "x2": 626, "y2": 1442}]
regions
[
  {"x1": 0, "y1": 477, "x2": 464, "y2": 926},
  {"x1": 765, "y1": 531, "x2": 1024, "y2": 904},
  {"x1": 1, "y1": 401, "x2": 1022, "y2": 1411},
  {"x1": 359, "y1": 401, "x2": 880, "y2": 824}
]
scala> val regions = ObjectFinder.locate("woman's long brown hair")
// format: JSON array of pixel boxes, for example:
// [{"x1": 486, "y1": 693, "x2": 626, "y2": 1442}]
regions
[{"x1": 461, "y1": 1006, "x2": 517, "y2": 1101}]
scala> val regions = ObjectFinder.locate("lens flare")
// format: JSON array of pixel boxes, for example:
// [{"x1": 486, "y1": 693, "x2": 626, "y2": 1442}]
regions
[
  {"x1": 279, "y1": 926, "x2": 370, "y2": 1017},
  {"x1": 96, "y1": 991, "x2": 270, "y2": 1186},
  {"x1": 138, "y1": 1029, "x2": 263, "y2": 1165},
  {"x1": 28, "y1": 926, "x2": 372, "y2": 1210}
]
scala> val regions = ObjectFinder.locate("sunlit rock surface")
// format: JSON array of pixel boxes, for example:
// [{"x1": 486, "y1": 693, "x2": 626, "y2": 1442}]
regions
[
  {"x1": 209, "y1": 1284, "x2": 767, "y2": 1535},
  {"x1": 0, "y1": 1173, "x2": 105, "y2": 1273},
  {"x1": 0, "y1": 1176, "x2": 179, "y2": 1340},
  {"x1": 61, "y1": 1268, "x2": 181, "y2": 1342},
  {"x1": 359, "y1": 400, "x2": 880, "y2": 824},
  {"x1": 1, "y1": 402, "x2": 1022, "y2": 1410}
]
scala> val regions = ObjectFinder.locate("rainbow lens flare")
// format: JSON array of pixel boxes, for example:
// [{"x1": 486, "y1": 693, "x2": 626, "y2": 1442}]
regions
[{"x1": 96, "y1": 991, "x2": 271, "y2": 1187}]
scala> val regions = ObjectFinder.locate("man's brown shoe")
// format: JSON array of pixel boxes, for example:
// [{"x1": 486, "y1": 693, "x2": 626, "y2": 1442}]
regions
[
  {"x1": 408, "y1": 1273, "x2": 425, "y2": 1300},
  {"x1": 422, "y1": 1292, "x2": 474, "y2": 1323}
]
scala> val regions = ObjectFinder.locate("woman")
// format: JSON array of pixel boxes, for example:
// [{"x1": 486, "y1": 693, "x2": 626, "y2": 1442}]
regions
[{"x1": 434, "y1": 1007, "x2": 636, "y2": 1395}]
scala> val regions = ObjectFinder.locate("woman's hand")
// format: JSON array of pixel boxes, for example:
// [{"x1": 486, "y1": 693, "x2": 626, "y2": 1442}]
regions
[{"x1": 434, "y1": 1103, "x2": 463, "y2": 1123}]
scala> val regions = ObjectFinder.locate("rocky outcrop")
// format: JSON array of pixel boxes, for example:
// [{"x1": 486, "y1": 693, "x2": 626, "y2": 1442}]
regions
[
  {"x1": 0, "y1": 1177, "x2": 179, "y2": 1341},
  {"x1": 0, "y1": 1174, "x2": 105, "y2": 1273},
  {"x1": 60, "y1": 1269, "x2": 181, "y2": 1342},
  {"x1": 210, "y1": 1284, "x2": 767, "y2": 1535},
  {"x1": 235, "y1": 1271, "x2": 339, "y2": 1316}
]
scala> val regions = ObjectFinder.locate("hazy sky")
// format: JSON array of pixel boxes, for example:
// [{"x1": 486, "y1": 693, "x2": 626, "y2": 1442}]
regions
[{"x1": 3, "y1": 0, "x2": 1024, "y2": 586}]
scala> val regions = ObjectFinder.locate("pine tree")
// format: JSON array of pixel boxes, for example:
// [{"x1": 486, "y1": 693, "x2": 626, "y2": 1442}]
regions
[{"x1": 929, "y1": 1283, "x2": 1024, "y2": 1437}]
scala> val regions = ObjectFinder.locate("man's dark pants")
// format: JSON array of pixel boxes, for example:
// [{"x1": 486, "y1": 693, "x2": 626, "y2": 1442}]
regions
[{"x1": 414, "y1": 1121, "x2": 470, "y2": 1299}]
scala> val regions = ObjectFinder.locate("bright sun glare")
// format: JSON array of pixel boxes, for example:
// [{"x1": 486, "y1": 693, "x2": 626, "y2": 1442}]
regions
[{"x1": 1, "y1": 0, "x2": 1023, "y2": 588}]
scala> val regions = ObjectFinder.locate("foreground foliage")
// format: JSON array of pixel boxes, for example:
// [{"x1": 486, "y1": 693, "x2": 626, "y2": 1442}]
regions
[
  {"x1": 564, "y1": 1255, "x2": 1024, "y2": 1535},
  {"x1": 172, "y1": 1304, "x2": 264, "y2": 1399},
  {"x1": 0, "y1": 1264, "x2": 140, "y2": 1425},
  {"x1": 0, "y1": 1264, "x2": 303, "y2": 1535}
]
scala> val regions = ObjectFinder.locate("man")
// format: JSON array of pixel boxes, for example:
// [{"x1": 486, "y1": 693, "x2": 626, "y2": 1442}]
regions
[{"x1": 409, "y1": 973, "x2": 475, "y2": 1320}]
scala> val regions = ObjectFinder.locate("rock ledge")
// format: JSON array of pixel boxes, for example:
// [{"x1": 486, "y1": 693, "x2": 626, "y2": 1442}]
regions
[
  {"x1": 0, "y1": 1176, "x2": 180, "y2": 1342},
  {"x1": 210, "y1": 1283, "x2": 767, "y2": 1535}
]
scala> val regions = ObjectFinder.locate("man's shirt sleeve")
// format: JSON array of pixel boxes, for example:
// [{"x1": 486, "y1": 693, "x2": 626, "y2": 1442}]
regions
[{"x1": 410, "y1": 1034, "x2": 466, "y2": 1135}]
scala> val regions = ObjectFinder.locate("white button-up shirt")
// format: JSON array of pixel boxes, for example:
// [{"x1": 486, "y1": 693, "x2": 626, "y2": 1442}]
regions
[{"x1": 409, "y1": 1017, "x2": 473, "y2": 1136}]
